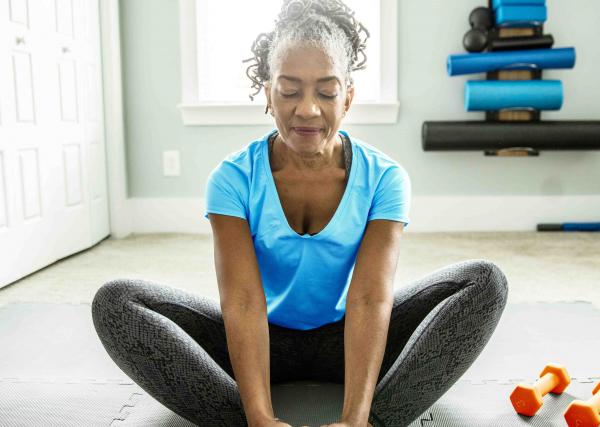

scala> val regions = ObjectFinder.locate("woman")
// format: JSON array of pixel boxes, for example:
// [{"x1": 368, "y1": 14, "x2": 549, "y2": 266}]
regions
[{"x1": 92, "y1": 1, "x2": 508, "y2": 426}]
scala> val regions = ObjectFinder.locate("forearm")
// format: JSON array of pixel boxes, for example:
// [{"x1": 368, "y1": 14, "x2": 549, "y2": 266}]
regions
[
  {"x1": 222, "y1": 304, "x2": 275, "y2": 425},
  {"x1": 341, "y1": 298, "x2": 393, "y2": 424}
]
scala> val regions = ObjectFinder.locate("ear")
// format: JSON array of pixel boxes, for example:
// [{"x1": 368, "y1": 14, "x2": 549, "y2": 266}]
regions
[
  {"x1": 264, "y1": 83, "x2": 272, "y2": 105},
  {"x1": 345, "y1": 84, "x2": 355, "y2": 112}
]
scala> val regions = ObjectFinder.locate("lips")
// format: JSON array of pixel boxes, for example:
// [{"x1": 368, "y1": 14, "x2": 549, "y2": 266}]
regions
[{"x1": 293, "y1": 127, "x2": 322, "y2": 135}]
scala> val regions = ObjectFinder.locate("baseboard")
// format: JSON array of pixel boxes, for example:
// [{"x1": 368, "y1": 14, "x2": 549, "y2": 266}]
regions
[
  {"x1": 125, "y1": 196, "x2": 600, "y2": 234},
  {"x1": 410, "y1": 195, "x2": 600, "y2": 232}
]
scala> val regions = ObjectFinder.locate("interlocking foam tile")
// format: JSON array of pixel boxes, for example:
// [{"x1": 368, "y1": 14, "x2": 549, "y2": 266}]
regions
[
  {"x1": 406, "y1": 378, "x2": 600, "y2": 427},
  {"x1": 109, "y1": 381, "x2": 346, "y2": 426},
  {"x1": 108, "y1": 379, "x2": 600, "y2": 427},
  {"x1": 0, "y1": 380, "x2": 140, "y2": 427},
  {"x1": 0, "y1": 302, "x2": 598, "y2": 426},
  {"x1": 460, "y1": 302, "x2": 600, "y2": 382},
  {"x1": 0, "y1": 303, "x2": 126, "y2": 381}
]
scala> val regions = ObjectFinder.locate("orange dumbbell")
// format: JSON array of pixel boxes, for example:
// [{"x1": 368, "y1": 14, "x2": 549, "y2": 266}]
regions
[
  {"x1": 509, "y1": 363, "x2": 571, "y2": 416},
  {"x1": 564, "y1": 381, "x2": 600, "y2": 427}
]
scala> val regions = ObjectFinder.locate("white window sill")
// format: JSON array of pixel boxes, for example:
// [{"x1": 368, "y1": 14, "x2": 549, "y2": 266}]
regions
[{"x1": 177, "y1": 101, "x2": 400, "y2": 126}]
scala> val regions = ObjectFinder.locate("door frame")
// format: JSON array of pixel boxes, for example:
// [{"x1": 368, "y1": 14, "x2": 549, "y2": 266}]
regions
[{"x1": 99, "y1": 0, "x2": 131, "y2": 238}]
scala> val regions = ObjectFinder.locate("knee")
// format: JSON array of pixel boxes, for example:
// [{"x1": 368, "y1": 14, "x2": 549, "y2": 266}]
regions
[
  {"x1": 471, "y1": 259, "x2": 509, "y2": 303},
  {"x1": 91, "y1": 278, "x2": 140, "y2": 324}
]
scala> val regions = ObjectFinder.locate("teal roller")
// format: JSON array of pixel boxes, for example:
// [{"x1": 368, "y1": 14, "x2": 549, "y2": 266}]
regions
[
  {"x1": 465, "y1": 80, "x2": 563, "y2": 111},
  {"x1": 496, "y1": 5, "x2": 547, "y2": 26},
  {"x1": 493, "y1": 0, "x2": 545, "y2": 9},
  {"x1": 447, "y1": 47, "x2": 576, "y2": 76}
]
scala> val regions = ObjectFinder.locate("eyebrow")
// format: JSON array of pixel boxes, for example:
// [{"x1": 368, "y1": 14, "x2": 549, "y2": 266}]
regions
[{"x1": 278, "y1": 75, "x2": 341, "y2": 84}]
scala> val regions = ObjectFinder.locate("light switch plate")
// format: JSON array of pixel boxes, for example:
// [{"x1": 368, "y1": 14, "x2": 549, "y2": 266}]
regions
[{"x1": 163, "y1": 150, "x2": 180, "y2": 176}]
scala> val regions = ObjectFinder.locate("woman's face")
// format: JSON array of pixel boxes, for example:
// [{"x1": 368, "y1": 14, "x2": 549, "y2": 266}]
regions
[{"x1": 265, "y1": 45, "x2": 354, "y2": 154}]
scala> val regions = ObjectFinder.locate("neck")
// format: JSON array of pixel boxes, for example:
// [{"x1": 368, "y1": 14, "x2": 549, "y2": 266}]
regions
[{"x1": 271, "y1": 132, "x2": 343, "y2": 173}]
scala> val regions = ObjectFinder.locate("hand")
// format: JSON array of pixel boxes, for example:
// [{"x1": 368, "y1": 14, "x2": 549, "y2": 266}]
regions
[
  {"x1": 319, "y1": 423, "x2": 373, "y2": 427},
  {"x1": 248, "y1": 415, "x2": 293, "y2": 427},
  {"x1": 252, "y1": 420, "x2": 293, "y2": 427}
]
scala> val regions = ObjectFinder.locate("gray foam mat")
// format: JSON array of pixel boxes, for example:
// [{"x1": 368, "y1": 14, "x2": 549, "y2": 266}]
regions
[
  {"x1": 406, "y1": 379, "x2": 600, "y2": 427},
  {"x1": 460, "y1": 301, "x2": 600, "y2": 382},
  {"x1": 0, "y1": 380, "x2": 140, "y2": 427},
  {"x1": 0, "y1": 303, "x2": 126, "y2": 381},
  {"x1": 0, "y1": 301, "x2": 598, "y2": 426}
]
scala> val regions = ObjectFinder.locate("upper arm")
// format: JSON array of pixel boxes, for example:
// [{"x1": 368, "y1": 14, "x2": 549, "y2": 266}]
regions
[
  {"x1": 368, "y1": 165, "x2": 411, "y2": 225},
  {"x1": 209, "y1": 213, "x2": 265, "y2": 312},
  {"x1": 347, "y1": 219, "x2": 404, "y2": 304},
  {"x1": 204, "y1": 159, "x2": 249, "y2": 221}
]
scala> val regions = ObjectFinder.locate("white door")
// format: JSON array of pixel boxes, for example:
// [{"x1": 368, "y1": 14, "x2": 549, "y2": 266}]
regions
[{"x1": 0, "y1": 0, "x2": 109, "y2": 288}]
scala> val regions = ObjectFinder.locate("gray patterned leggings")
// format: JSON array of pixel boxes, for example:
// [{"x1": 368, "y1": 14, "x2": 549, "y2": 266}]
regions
[{"x1": 91, "y1": 259, "x2": 508, "y2": 427}]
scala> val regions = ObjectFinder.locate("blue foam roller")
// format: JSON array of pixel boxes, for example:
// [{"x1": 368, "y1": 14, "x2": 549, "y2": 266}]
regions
[
  {"x1": 563, "y1": 223, "x2": 600, "y2": 232},
  {"x1": 465, "y1": 80, "x2": 563, "y2": 111},
  {"x1": 492, "y1": 0, "x2": 545, "y2": 10},
  {"x1": 496, "y1": 5, "x2": 547, "y2": 26},
  {"x1": 447, "y1": 47, "x2": 576, "y2": 76}
]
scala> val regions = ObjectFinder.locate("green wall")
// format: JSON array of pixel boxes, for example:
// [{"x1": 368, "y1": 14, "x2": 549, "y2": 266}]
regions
[{"x1": 119, "y1": 0, "x2": 600, "y2": 198}]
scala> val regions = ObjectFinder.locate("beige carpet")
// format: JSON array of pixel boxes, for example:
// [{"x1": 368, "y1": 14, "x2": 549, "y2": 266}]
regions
[{"x1": 1, "y1": 232, "x2": 599, "y2": 309}]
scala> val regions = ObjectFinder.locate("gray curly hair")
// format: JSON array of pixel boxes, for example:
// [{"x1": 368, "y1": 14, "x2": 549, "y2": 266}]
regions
[{"x1": 242, "y1": 0, "x2": 370, "y2": 107}]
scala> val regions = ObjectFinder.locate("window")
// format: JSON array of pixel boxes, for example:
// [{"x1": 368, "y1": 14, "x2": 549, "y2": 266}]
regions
[{"x1": 178, "y1": 0, "x2": 398, "y2": 125}]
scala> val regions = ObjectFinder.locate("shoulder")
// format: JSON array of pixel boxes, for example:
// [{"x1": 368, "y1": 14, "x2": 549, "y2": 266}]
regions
[
  {"x1": 215, "y1": 136, "x2": 263, "y2": 171},
  {"x1": 207, "y1": 132, "x2": 269, "y2": 185},
  {"x1": 343, "y1": 131, "x2": 409, "y2": 180}
]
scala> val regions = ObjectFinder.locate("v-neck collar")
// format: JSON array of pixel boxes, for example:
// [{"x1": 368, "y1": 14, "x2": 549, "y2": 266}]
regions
[{"x1": 261, "y1": 129, "x2": 357, "y2": 240}]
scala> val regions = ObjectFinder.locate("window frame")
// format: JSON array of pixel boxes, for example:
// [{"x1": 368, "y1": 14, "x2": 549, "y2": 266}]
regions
[{"x1": 178, "y1": 0, "x2": 398, "y2": 125}]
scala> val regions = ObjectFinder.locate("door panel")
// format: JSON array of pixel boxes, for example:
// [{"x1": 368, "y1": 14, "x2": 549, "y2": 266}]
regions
[
  {"x1": 58, "y1": 59, "x2": 78, "y2": 122},
  {"x1": 0, "y1": 0, "x2": 109, "y2": 288},
  {"x1": 11, "y1": 51, "x2": 35, "y2": 123},
  {"x1": 62, "y1": 143, "x2": 83, "y2": 206},
  {"x1": 18, "y1": 147, "x2": 42, "y2": 219},
  {"x1": 0, "y1": 152, "x2": 8, "y2": 227}
]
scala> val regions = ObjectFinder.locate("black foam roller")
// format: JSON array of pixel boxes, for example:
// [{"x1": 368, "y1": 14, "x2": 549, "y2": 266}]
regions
[
  {"x1": 537, "y1": 223, "x2": 563, "y2": 231},
  {"x1": 490, "y1": 34, "x2": 554, "y2": 51},
  {"x1": 422, "y1": 121, "x2": 600, "y2": 151}
]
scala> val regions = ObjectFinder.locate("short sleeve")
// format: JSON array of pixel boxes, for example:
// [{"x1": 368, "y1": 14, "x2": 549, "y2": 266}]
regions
[
  {"x1": 204, "y1": 160, "x2": 249, "y2": 221},
  {"x1": 367, "y1": 165, "x2": 411, "y2": 226}
]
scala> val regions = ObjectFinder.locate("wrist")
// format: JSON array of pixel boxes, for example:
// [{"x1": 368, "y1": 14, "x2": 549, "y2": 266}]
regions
[
  {"x1": 247, "y1": 410, "x2": 277, "y2": 426},
  {"x1": 341, "y1": 411, "x2": 369, "y2": 425}
]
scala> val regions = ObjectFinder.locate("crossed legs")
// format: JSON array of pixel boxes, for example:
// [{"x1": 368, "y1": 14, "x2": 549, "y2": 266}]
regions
[{"x1": 91, "y1": 259, "x2": 508, "y2": 427}]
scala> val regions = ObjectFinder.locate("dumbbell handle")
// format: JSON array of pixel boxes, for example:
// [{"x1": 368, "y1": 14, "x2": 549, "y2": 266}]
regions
[
  {"x1": 588, "y1": 392, "x2": 600, "y2": 410},
  {"x1": 534, "y1": 371, "x2": 560, "y2": 396}
]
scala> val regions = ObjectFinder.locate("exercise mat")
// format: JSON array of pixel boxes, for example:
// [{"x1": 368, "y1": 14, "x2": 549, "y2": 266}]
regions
[
  {"x1": 465, "y1": 80, "x2": 562, "y2": 111},
  {"x1": 447, "y1": 47, "x2": 575, "y2": 76},
  {"x1": 0, "y1": 301, "x2": 598, "y2": 426}
]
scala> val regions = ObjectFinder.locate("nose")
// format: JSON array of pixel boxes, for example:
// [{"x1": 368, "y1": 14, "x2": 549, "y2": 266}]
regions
[{"x1": 295, "y1": 93, "x2": 321, "y2": 119}]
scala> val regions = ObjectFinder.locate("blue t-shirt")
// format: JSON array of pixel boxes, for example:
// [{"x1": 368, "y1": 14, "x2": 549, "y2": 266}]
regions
[{"x1": 204, "y1": 129, "x2": 411, "y2": 330}]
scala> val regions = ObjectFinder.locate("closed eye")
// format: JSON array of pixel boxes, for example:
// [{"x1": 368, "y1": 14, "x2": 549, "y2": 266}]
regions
[{"x1": 281, "y1": 93, "x2": 337, "y2": 99}]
